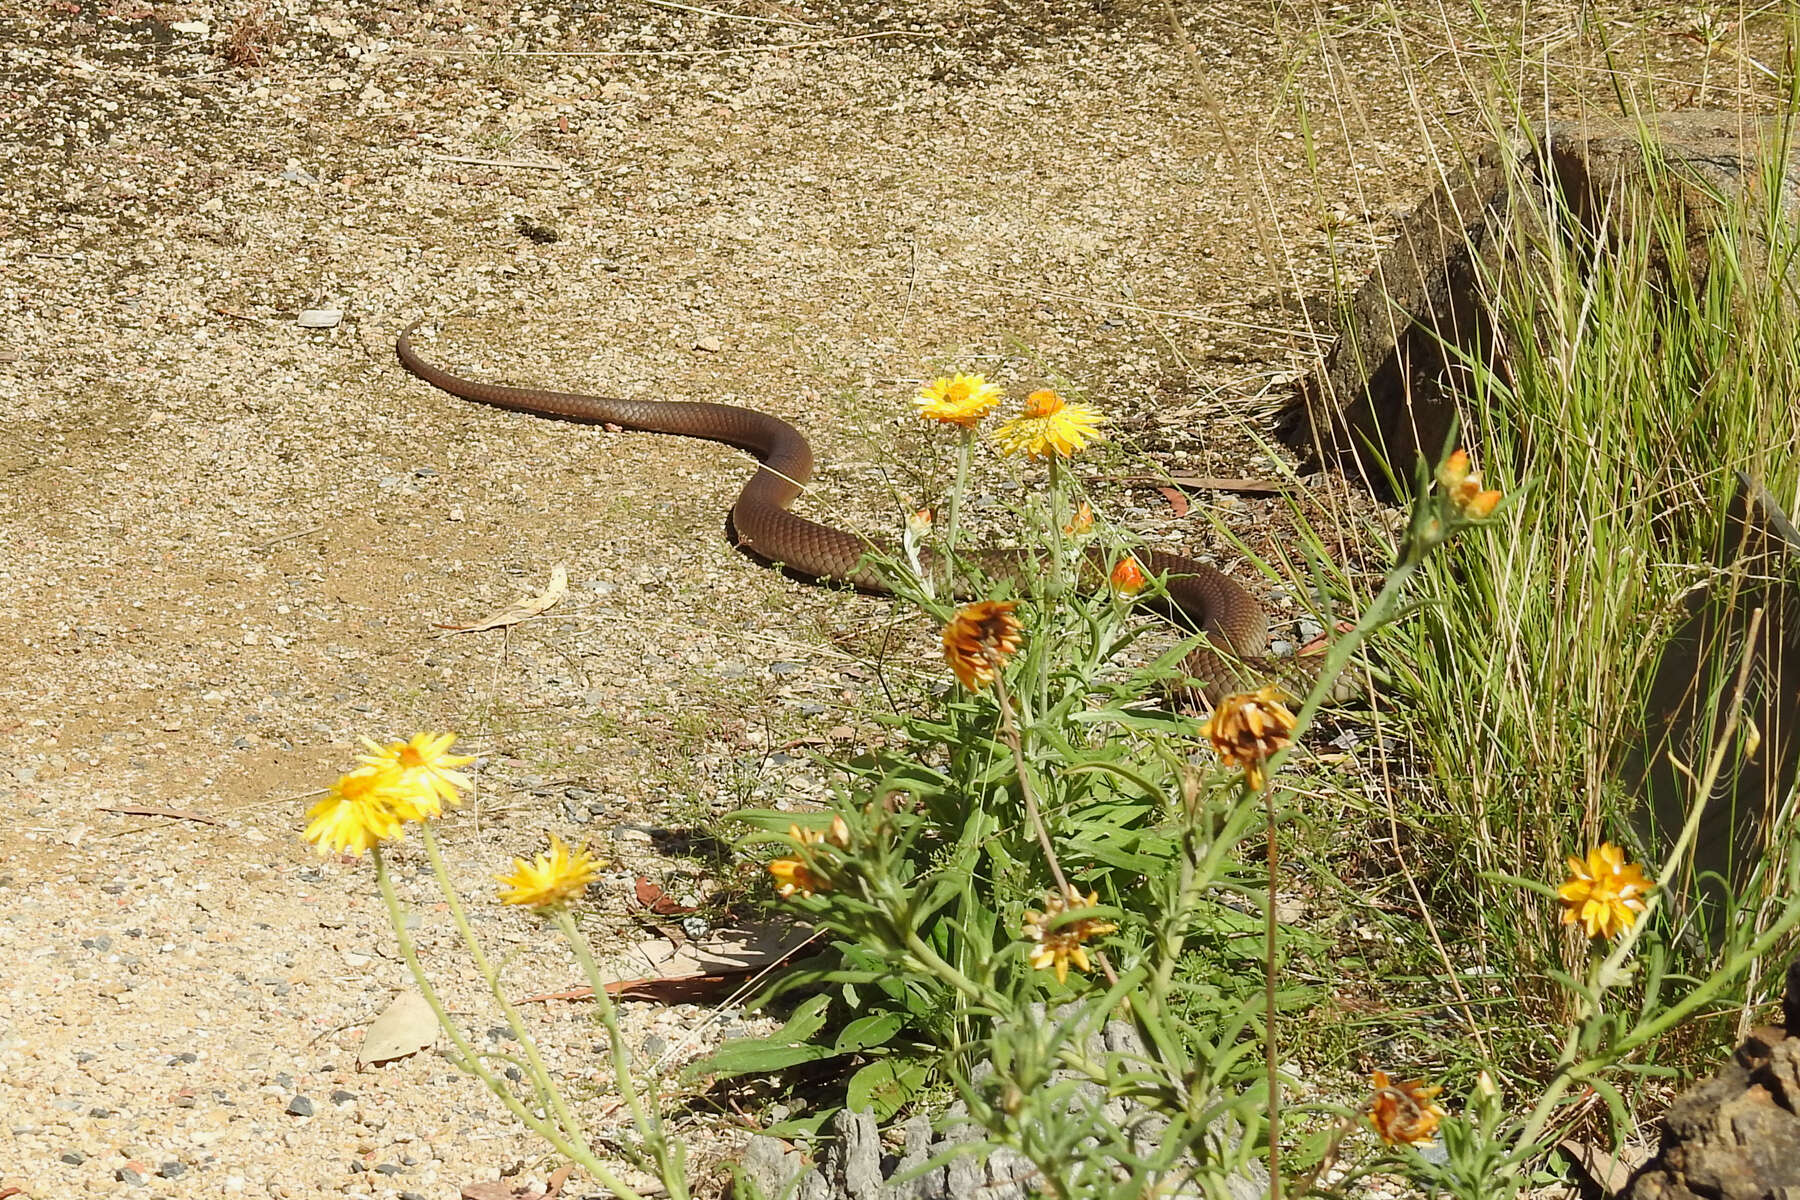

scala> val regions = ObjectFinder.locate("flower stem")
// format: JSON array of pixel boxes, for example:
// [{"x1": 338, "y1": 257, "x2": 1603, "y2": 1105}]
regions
[
  {"x1": 372, "y1": 848, "x2": 645, "y2": 1200},
  {"x1": 1047, "y1": 455, "x2": 1070, "y2": 602},
  {"x1": 1264, "y1": 778, "x2": 1282, "y2": 1200},
  {"x1": 992, "y1": 671, "x2": 1074, "y2": 907},
  {"x1": 420, "y1": 825, "x2": 589, "y2": 1151},
  {"x1": 942, "y1": 426, "x2": 975, "y2": 584},
  {"x1": 552, "y1": 909, "x2": 690, "y2": 1200}
]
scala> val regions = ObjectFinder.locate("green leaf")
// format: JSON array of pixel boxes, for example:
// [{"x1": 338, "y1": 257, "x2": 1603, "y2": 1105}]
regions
[
  {"x1": 759, "y1": 1106, "x2": 841, "y2": 1141},
  {"x1": 846, "y1": 1057, "x2": 929, "y2": 1120},
  {"x1": 684, "y1": 1041, "x2": 835, "y2": 1081},
  {"x1": 682, "y1": 994, "x2": 835, "y2": 1082},
  {"x1": 834, "y1": 1012, "x2": 905, "y2": 1055}
]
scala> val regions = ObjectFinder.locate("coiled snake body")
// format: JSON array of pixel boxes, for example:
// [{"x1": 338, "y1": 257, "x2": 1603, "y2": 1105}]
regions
[{"x1": 396, "y1": 321, "x2": 1283, "y2": 698}]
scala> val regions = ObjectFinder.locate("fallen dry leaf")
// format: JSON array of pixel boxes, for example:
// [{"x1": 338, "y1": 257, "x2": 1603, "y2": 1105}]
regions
[
  {"x1": 458, "y1": 1177, "x2": 547, "y2": 1200},
  {"x1": 634, "y1": 876, "x2": 697, "y2": 916},
  {"x1": 441, "y1": 564, "x2": 568, "y2": 633},
  {"x1": 358, "y1": 989, "x2": 439, "y2": 1067}
]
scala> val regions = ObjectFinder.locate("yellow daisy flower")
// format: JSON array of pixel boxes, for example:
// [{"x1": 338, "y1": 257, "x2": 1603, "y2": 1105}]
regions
[
  {"x1": 495, "y1": 835, "x2": 604, "y2": 909},
  {"x1": 941, "y1": 600, "x2": 1024, "y2": 691},
  {"x1": 356, "y1": 732, "x2": 475, "y2": 818},
  {"x1": 991, "y1": 389, "x2": 1103, "y2": 460},
  {"x1": 303, "y1": 768, "x2": 411, "y2": 856},
  {"x1": 1366, "y1": 1071, "x2": 1447, "y2": 1146},
  {"x1": 1021, "y1": 887, "x2": 1117, "y2": 984},
  {"x1": 915, "y1": 373, "x2": 1004, "y2": 428},
  {"x1": 1557, "y1": 843, "x2": 1652, "y2": 939}
]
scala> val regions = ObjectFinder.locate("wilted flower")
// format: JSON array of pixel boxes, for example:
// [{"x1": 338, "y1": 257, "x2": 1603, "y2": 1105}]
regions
[
  {"x1": 1109, "y1": 556, "x2": 1147, "y2": 597},
  {"x1": 355, "y1": 731, "x2": 475, "y2": 818},
  {"x1": 1063, "y1": 501, "x2": 1094, "y2": 537},
  {"x1": 1557, "y1": 843, "x2": 1652, "y2": 939},
  {"x1": 1201, "y1": 686, "x2": 1296, "y2": 790},
  {"x1": 992, "y1": 389, "x2": 1103, "y2": 460},
  {"x1": 302, "y1": 768, "x2": 412, "y2": 856},
  {"x1": 1437, "y1": 449, "x2": 1502, "y2": 519},
  {"x1": 941, "y1": 600, "x2": 1024, "y2": 690},
  {"x1": 495, "y1": 834, "x2": 604, "y2": 909},
  {"x1": 1366, "y1": 1071, "x2": 1446, "y2": 1146},
  {"x1": 915, "y1": 373, "x2": 1004, "y2": 428},
  {"x1": 1022, "y1": 887, "x2": 1117, "y2": 984}
]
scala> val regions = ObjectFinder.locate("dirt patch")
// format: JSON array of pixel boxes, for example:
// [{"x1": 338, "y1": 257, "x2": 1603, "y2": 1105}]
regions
[{"x1": 0, "y1": 0, "x2": 1780, "y2": 1195}]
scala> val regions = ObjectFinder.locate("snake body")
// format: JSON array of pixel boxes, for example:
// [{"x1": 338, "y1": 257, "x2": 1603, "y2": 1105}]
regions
[{"x1": 396, "y1": 321, "x2": 1277, "y2": 696}]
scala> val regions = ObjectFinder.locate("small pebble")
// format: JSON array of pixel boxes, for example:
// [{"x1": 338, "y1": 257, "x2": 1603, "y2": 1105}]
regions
[{"x1": 285, "y1": 1096, "x2": 314, "y2": 1117}]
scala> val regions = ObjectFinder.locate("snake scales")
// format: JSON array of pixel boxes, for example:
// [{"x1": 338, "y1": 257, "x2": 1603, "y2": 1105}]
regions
[{"x1": 396, "y1": 321, "x2": 1292, "y2": 699}]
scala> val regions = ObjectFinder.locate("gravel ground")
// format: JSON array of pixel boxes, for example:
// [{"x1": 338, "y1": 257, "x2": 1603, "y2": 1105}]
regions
[{"x1": 0, "y1": 0, "x2": 1775, "y2": 1196}]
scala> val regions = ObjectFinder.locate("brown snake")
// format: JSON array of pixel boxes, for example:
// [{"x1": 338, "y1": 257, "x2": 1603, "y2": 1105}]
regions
[{"x1": 396, "y1": 320, "x2": 1292, "y2": 699}]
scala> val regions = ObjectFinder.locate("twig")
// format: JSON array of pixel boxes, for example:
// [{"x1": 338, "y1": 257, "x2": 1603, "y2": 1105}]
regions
[
  {"x1": 425, "y1": 153, "x2": 566, "y2": 170},
  {"x1": 97, "y1": 805, "x2": 219, "y2": 826}
]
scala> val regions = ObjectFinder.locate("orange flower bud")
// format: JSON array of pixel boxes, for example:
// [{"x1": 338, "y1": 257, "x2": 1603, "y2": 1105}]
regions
[{"x1": 1109, "y1": 556, "x2": 1146, "y2": 596}]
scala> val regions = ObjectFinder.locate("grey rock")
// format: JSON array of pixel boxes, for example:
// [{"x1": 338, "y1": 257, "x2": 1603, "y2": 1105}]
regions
[
  {"x1": 983, "y1": 1146, "x2": 1031, "y2": 1199},
  {"x1": 739, "y1": 1136, "x2": 806, "y2": 1199},
  {"x1": 941, "y1": 1148, "x2": 984, "y2": 1200},
  {"x1": 836, "y1": 1109, "x2": 882, "y2": 1198},
  {"x1": 797, "y1": 1162, "x2": 833, "y2": 1200},
  {"x1": 887, "y1": 1113, "x2": 937, "y2": 1200},
  {"x1": 1625, "y1": 962, "x2": 1800, "y2": 1199},
  {"x1": 728, "y1": 1023, "x2": 1264, "y2": 1199},
  {"x1": 1288, "y1": 112, "x2": 1800, "y2": 487}
]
